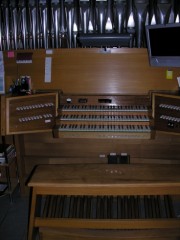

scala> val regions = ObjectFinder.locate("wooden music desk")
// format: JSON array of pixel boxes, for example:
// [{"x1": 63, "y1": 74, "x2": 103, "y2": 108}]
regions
[{"x1": 27, "y1": 164, "x2": 180, "y2": 240}]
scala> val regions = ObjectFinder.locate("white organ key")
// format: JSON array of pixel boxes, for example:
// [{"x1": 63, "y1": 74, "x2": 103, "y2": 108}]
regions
[
  {"x1": 61, "y1": 104, "x2": 148, "y2": 112},
  {"x1": 58, "y1": 124, "x2": 151, "y2": 132},
  {"x1": 59, "y1": 114, "x2": 150, "y2": 122}
]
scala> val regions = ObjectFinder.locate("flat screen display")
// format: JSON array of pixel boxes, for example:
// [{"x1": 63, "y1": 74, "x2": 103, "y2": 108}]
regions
[
  {"x1": 77, "y1": 33, "x2": 134, "y2": 48},
  {"x1": 145, "y1": 23, "x2": 180, "y2": 67}
]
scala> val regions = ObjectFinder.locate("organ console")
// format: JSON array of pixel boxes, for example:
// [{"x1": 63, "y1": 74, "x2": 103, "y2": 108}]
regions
[
  {"x1": 1, "y1": 30, "x2": 180, "y2": 239},
  {"x1": 53, "y1": 93, "x2": 154, "y2": 139},
  {"x1": 1, "y1": 89, "x2": 180, "y2": 240}
]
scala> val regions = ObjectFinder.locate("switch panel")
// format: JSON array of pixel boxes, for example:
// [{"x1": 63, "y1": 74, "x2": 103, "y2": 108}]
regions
[
  {"x1": 2, "y1": 92, "x2": 58, "y2": 135},
  {"x1": 152, "y1": 93, "x2": 180, "y2": 134}
]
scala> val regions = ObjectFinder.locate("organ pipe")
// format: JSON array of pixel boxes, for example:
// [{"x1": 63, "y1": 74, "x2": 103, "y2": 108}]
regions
[{"x1": 0, "y1": 0, "x2": 178, "y2": 50}]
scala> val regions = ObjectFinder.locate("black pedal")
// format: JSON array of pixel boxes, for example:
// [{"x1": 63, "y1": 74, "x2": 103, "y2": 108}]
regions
[
  {"x1": 108, "y1": 153, "x2": 118, "y2": 164},
  {"x1": 118, "y1": 153, "x2": 130, "y2": 164},
  {"x1": 108, "y1": 153, "x2": 130, "y2": 164}
]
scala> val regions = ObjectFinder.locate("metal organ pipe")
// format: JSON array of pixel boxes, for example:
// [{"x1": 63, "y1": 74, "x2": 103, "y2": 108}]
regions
[
  {"x1": 134, "y1": 0, "x2": 149, "y2": 48},
  {"x1": 66, "y1": 1, "x2": 74, "y2": 48},
  {"x1": 72, "y1": 0, "x2": 80, "y2": 47},
  {"x1": 26, "y1": 1, "x2": 33, "y2": 49},
  {"x1": 80, "y1": 1, "x2": 89, "y2": 34},
  {"x1": 114, "y1": 0, "x2": 127, "y2": 34},
  {"x1": 155, "y1": 0, "x2": 173, "y2": 24},
  {"x1": 11, "y1": 2, "x2": 18, "y2": 50},
  {"x1": 96, "y1": 1, "x2": 107, "y2": 33},
  {"x1": 41, "y1": 2, "x2": 48, "y2": 49},
  {"x1": 148, "y1": 0, "x2": 157, "y2": 25},
  {"x1": 21, "y1": 2, "x2": 28, "y2": 49},
  {"x1": 4, "y1": 2, "x2": 11, "y2": 50},
  {"x1": 126, "y1": 0, "x2": 135, "y2": 32},
  {"x1": 0, "y1": 0, "x2": 178, "y2": 50},
  {"x1": 30, "y1": 1, "x2": 37, "y2": 49},
  {"x1": 105, "y1": 0, "x2": 114, "y2": 32},
  {"x1": 168, "y1": 0, "x2": 176, "y2": 23},
  {"x1": 174, "y1": 0, "x2": 180, "y2": 23},
  {"x1": 88, "y1": 0, "x2": 96, "y2": 33},
  {"x1": 36, "y1": 1, "x2": 42, "y2": 49},
  {"x1": 59, "y1": 0, "x2": 68, "y2": 48},
  {"x1": 47, "y1": 0, "x2": 53, "y2": 48}
]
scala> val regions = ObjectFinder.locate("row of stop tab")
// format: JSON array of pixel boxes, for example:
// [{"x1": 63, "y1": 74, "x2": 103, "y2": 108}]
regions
[
  {"x1": 16, "y1": 102, "x2": 54, "y2": 111},
  {"x1": 18, "y1": 114, "x2": 53, "y2": 122}
]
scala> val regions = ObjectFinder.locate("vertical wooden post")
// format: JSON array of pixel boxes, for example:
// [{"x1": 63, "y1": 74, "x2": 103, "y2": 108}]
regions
[{"x1": 14, "y1": 134, "x2": 26, "y2": 195}]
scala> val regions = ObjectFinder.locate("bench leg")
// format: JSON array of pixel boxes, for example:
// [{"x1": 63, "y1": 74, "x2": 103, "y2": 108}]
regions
[{"x1": 28, "y1": 188, "x2": 38, "y2": 240}]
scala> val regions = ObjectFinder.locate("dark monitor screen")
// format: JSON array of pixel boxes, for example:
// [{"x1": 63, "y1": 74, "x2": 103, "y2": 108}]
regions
[
  {"x1": 145, "y1": 23, "x2": 180, "y2": 67},
  {"x1": 77, "y1": 33, "x2": 134, "y2": 48}
]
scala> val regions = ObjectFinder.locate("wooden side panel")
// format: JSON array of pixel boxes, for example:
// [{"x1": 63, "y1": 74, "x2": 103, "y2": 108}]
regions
[
  {"x1": 0, "y1": 95, "x2": 6, "y2": 136},
  {"x1": 152, "y1": 93, "x2": 180, "y2": 134},
  {"x1": 5, "y1": 92, "x2": 58, "y2": 135}
]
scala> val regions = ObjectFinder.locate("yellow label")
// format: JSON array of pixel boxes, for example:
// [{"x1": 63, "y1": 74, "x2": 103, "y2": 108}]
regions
[{"x1": 166, "y1": 70, "x2": 173, "y2": 79}]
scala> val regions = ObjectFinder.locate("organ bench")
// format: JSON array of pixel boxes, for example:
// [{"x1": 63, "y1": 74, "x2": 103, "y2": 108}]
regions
[{"x1": 27, "y1": 163, "x2": 180, "y2": 240}]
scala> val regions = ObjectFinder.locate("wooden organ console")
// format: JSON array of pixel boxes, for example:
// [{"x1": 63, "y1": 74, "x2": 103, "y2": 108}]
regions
[
  {"x1": 18, "y1": 91, "x2": 178, "y2": 240},
  {"x1": 0, "y1": 91, "x2": 180, "y2": 239},
  {"x1": 1, "y1": 48, "x2": 180, "y2": 240}
]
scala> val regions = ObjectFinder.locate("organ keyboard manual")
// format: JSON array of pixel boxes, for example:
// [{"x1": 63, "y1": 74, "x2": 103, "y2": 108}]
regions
[{"x1": 53, "y1": 93, "x2": 154, "y2": 139}]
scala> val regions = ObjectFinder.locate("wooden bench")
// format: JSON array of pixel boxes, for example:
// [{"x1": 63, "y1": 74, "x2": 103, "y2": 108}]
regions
[{"x1": 27, "y1": 164, "x2": 180, "y2": 240}]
